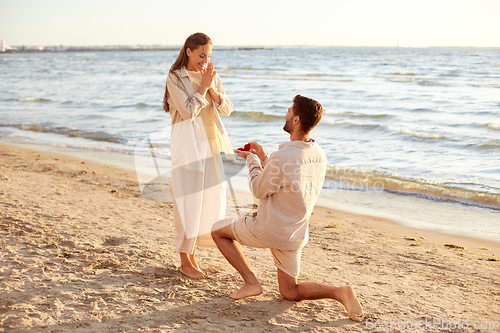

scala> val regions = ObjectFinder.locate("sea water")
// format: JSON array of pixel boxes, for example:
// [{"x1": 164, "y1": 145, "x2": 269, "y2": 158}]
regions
[{"x1": 1, "y1": 47, "x2": 499, "y2": 241}]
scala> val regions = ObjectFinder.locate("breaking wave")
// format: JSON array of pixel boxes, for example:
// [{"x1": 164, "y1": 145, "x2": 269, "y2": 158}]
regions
[
  {"x1": 18, "y1": 97, "x2": 51, "y2": 103},
  {"x1": 398, "y1": 129, "x2": 446, "y2": 140},
  {"x1": 1, "y1": 123, "x2": 123, "y2": 144},
  {"x1": 329, "y1": 111, "x2": 392, "y2": 120},
  {"x1": 230, "y1": 111, "x2": 282, "y2": 122},
  {"x1": 485, "y1": 123, "x2": 500, "y2": 131},
  {"x1": 322, "y1": 119, "x2": 382, "y2": 131},
  {"x1": 325, "y1": 165, "x2": 500, "y2": 210}
]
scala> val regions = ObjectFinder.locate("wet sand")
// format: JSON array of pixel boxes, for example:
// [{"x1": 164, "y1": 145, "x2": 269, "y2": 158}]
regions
[{"x1": 1, "y1": 142, "x2": 499, "y2": 332}]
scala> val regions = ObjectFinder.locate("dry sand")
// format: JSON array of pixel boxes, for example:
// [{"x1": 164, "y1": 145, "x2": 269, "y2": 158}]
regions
[{"x1": 0, "y1": 142, "x2": 499, "y2": 332}]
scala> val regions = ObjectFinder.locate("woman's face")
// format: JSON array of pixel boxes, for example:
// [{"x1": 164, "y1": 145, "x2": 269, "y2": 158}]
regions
[{"x1": 186, "y1": 44, "x2": 212, "y2": 71}]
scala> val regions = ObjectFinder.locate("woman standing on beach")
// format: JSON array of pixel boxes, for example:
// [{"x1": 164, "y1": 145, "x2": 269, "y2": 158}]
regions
[{"x1": 163, "y1": 32, "x2": 234, "y2": 279}]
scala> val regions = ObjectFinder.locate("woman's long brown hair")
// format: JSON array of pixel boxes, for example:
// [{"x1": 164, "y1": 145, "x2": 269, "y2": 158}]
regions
[{"x1": 163, "y1": 32, "x2": 212, "y2": 112}]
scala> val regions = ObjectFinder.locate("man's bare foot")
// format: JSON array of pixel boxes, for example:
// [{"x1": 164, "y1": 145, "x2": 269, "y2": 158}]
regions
[
  {"x1": 230, "y1": 283, "x2": 263, "y2": 299},
  {"x1": 339, "y1": 286, "x2": 364, "y2": 321},
  {"x1": 180, "y1": 265, "x2": 207, "y2": 279}
]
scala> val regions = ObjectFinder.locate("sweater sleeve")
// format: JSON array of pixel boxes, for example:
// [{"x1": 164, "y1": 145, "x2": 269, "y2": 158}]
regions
[
  {"x1": 212, "y1": 74, "x2": 233, "y2": 117},
  {"x1": 246, "y1": 153, "x2": 283, "y2": 199},
  {"x1": 166, "y1": 72, "x2": 208, "y2": 121}
]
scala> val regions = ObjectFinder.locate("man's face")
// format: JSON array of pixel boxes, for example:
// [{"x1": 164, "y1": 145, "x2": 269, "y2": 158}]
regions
[{"x1": 283, "y1": 104, "x2": 296, "y2": 134}]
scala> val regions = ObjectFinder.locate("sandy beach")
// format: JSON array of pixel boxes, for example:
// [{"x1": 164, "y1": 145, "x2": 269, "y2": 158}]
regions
[{"x1": 1, "y1": 141, "x2": 499, "y2": 332}]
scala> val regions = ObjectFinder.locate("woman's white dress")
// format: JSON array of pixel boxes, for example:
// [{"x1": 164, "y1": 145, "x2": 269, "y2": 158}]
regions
[{"x1": 166, "y1": 67, "x2": 233, "y2": 254}]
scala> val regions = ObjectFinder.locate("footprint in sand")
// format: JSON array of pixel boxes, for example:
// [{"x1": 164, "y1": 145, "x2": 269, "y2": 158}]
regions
[{"x1": 102, "y1": 236, "x2": 128, "y2": 246}]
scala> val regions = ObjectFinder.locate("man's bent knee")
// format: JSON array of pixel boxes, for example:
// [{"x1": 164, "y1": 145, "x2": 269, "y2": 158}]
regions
[
  {"x1": 211, "y1": 229, "x2": 219, "y2": 241},
  {"x1": 277, "y1": 269, "x2": 300, "y2": 301},
  {"x1": 211, "y1": 220, "x2": 235, "y2": 241},
  {"x1": 211, "y1": 219, "x2": 229, "y2": 237},
  {"x1": 279, "y1": 285, "x2": 299, "y2": 301},
  {"x1": 211, "y1": 223, "x2": 222, "y2": 242}
]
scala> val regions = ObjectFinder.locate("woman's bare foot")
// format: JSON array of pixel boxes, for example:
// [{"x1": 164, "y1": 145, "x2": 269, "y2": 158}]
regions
[
  {"x1": 339, "y1": 286, "x2": 364, "y2": 321},
  {"x1": 180, "y1": 265, "x2": 207, "y2": 279},
  {"x1": 230, "y1": 283, "x2": 263, "y2": 299},
  {"x1": 179, "y1": 253, "x2": 207, "y2": 279},
  {"x1": 189, "y1": 254, "x2": 202, "y2": 271}
]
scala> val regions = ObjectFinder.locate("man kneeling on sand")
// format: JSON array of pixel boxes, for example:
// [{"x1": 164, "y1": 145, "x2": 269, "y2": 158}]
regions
[{"x1": 211, "y1": 95, "x2": 364, "y2": 322}]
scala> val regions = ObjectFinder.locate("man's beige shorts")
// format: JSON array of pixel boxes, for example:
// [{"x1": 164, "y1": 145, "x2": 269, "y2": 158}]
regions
[{"x1": 229, "y1": 216, "x2": 301, "y2": 278}]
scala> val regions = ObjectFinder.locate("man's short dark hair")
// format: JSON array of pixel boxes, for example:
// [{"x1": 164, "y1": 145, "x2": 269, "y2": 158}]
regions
[{"x1": 292, "y1": 95, "x2": 323, "y2": 134}]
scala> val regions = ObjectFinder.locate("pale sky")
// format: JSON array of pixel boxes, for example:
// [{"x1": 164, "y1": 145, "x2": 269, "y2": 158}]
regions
[{"x1": 1, "y1": 0, "x2": 499, "y2": 47}]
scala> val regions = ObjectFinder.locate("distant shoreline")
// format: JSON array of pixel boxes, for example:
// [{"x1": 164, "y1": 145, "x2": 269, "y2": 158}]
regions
[
  {"x1": 2, "y1": 45, "x2": 499, "y2": 54},
  {"x1": 0, "y1": 47, "x2": 272, "y2": 54}
]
